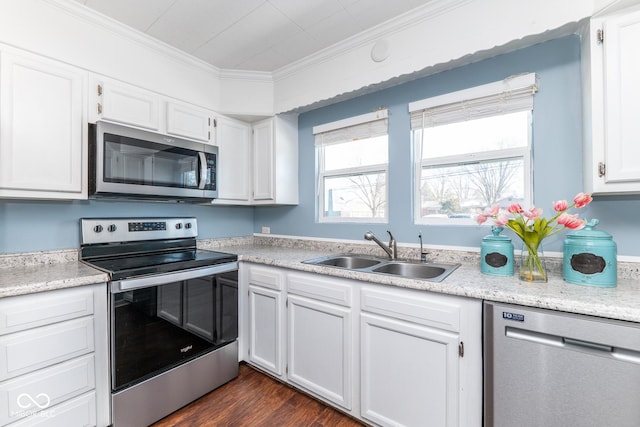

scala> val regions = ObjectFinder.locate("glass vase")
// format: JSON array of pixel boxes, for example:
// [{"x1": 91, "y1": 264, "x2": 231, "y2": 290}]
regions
[{"x1": 519, "y1": 243, "x2": 548, "y2": 282}]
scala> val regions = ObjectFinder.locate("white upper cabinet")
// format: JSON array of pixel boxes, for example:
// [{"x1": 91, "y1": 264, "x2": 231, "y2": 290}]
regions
[
  {"x1": 166, "y1": 101, "x2": 214, "y2": 143},
  {"x1": 584, "y1": 6, "x2": 640, "y2": 194},
  {"x1": 91, "y1": 75, "x2": 214, "y2": 143},
  {"x1": 0, "y1": 48, "x2": 87, "y2": 199},
  {"x1": 212, "y1": 116, "x2": 252, "y2": 204},
  {"x1": 95, "y1": 77, "x2": 160, "y2": 131},
  {"x1": 212, "y1": 114, "x2": 299, "y2": 206},
  {"x1": 252, "y1": 115, "x2": 299, "y2": 205}
]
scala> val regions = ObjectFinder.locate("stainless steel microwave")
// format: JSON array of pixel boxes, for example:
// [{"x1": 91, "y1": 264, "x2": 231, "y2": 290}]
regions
[{"x1": 89, "y1": 121, "x2": 217, "y2": 201}]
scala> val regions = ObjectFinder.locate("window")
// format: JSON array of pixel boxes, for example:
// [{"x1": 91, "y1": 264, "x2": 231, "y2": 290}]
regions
[
  {"x1": 314, "y1": 110, "x2": 389, "y2": 222},
  {"x1": 409, "y1": 73, "x2": 537, "y2": 225}
]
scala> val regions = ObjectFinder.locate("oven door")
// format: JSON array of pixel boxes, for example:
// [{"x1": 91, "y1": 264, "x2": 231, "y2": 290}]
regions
[
  {"x1": 110, "y1": 268, "x2": 237, "y2": 392},
  {"x1": 91, "y1": 121, "x2": 217, "y2": 200}
]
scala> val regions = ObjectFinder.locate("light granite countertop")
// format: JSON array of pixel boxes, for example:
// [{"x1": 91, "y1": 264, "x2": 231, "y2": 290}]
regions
[
  {"x1": 201, "y1": 237, "x2": 640, "y2": 324},
  {"x1": 0, "y1": 260, "x2": 109, "y2": 298},
  {"x1": 1, "y1": 237, "x2": 639, "y2": 323}
]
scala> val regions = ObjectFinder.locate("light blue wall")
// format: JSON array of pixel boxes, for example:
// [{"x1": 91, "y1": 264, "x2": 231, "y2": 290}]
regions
[
  {"x1": 0, "y1": 199, "x2": 253, "y2": 253},
  {"x1": 255, "y1": 35, "x2": 640, "y2": 257}
]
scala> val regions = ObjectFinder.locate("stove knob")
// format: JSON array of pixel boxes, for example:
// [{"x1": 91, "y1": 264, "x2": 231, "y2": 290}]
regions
[
  {"x1": 107, "y1": 224, "x2": 117, "y2": 232},
  {"x1": 184, "y1": 222, "x2": 192, "y2": 229},
  {"x1": 175, "y1": 223, "x2": 183, "y2": 230},
  {"x1": 93, "y1": 225, "x2": 103, "y2": 233}
]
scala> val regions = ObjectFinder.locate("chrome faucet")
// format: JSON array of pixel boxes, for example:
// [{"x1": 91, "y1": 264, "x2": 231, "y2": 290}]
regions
[
  {"x1": 364, "y1": 230, "x2": 397, "y2": 259},
  {"x1": 419, "y1": 231, "x2": 428, "y2": 262}
]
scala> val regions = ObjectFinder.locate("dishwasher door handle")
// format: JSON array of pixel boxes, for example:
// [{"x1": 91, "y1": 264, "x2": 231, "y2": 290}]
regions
[
  {"x1": 506, "y1": 326, "x2": 640, "y2": 363},
  {"x1": 563, "y1": 337, "x2": 612, "y2": 353}
]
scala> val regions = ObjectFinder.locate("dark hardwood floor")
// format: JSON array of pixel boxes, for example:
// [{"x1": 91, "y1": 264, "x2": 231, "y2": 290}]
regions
[{"x1": 152, "y1": 363, "x2": 365, "y2": 426}]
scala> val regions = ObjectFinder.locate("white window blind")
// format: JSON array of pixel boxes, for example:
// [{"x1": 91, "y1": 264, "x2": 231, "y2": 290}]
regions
[
  {"x1": 408, "y1": 73, "x2": 537, "y2": 129},
  {"x1": 313, "y1": 110, "x2": 388, "y2": 146}
]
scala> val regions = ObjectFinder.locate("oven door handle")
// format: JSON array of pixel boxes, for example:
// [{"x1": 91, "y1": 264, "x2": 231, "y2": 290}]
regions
[{"x1": 111, "y1": 262, "x2": 238, "y2": 293}]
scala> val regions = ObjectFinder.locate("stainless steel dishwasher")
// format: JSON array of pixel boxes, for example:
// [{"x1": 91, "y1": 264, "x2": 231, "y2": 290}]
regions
[{"x1": 484, "y1": 301, "x2": 640, "y2": 427}]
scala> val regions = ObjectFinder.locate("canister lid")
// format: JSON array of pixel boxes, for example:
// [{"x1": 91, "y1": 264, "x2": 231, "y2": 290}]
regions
[
  {"x1": 566, "y1": 219, "x2": 612, "y2": 240},
  {"x1": 483, "y1": 226, "x2": 511, "y2": 242}
]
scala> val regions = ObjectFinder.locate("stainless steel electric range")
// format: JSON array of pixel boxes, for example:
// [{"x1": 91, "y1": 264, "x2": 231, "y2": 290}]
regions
[{"x1": 80, "y1": 217, "x2": 238, "y2": 427}]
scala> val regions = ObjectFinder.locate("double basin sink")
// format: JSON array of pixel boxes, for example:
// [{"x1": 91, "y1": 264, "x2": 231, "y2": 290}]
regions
[{"x1": 303, "y1": 254, "x2": 459, "y2": 282}]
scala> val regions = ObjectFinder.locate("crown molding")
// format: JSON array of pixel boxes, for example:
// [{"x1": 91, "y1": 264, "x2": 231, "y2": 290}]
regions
[
  {"x1": 272, "y1": 0, "x2": 473, "y2": 81},
  {"x1": 219, "y1": 69, "x2": 273, "y2": 82}
]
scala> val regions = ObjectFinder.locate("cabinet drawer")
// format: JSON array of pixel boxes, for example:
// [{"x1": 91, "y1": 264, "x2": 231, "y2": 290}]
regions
[
  {"x1": 8, "y1": 391, "x2": 96, "y2": 427},
  {"x1": 287, "y1": 273, "x2": 352, "y2": 307},
  {"x1": 0, "y1": 355, "x2": 95, "y2": 426},
  {"x1": 0, "y1": 288, "x2": 94, "y2": 336},
  {"x1": 248, "y1": 265, "x2": 284, "y2": 291},
  {"x1": 0, "y1": 317, "x2": 94, "y2": 380},
  {"x1": 361, "y1": 287, "x2": 461, "y2": 332}
]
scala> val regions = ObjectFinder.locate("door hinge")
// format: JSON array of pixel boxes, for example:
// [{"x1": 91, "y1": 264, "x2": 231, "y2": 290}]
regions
[
  {"x1": 97, "y1": 84, "x2": 102, "y2": 96},
  {"x1": 458, "y1": 341, "x2": 464, "y2": 358},
  {"x1": 97, "y1": 103, "x2": 102, "y2": 115},
  {"x1": 598, "y1": 162, "x2": 606, "y2": 178},
  {"x1": 597, "y1": 28, "x2": 604, "y2": 44}
]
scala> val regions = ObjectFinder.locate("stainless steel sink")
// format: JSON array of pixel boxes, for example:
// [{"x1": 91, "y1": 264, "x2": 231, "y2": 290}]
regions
[
  {"x1": 304, "y1": 254, "x2": 384, "y2": 269},
  {"x1": 372, "y1": 261, "x2": 458, "y2": 281},
  {"x1": 311, "y1": 255, "x2": 383, "y2": 269},
  {"x1": 303, "y1": 255, "x2": 459, "y2": 282}
]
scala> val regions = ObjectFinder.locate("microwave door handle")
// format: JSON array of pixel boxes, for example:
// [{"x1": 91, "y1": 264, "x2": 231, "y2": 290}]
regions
[{"x1": 198, "y1": 152, "x2": 207, "y2": 189}]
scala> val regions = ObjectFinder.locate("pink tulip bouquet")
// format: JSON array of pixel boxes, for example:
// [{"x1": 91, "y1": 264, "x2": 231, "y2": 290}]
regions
[{"x1": 477, "y1": 192, "x2": 593, "y2": 282}]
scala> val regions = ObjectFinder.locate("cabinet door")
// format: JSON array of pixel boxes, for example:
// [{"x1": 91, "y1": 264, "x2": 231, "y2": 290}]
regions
[
  {"x1": 252, "y1": 118, "x2": 275, "y2": 201},
  {"x1": 602, "y1": 10, "x2": 640, "y2": 186},
  {"x1": 0, "y1": 50, "x2": 86, "y2": 199},
  {"x1": 361, "y1": 313, "x2": 460, "y2": 427},
  {"x1": 166, "y1": 101, "x2": 212, "y2": 143},
  {"x1": 213, "y1": 116, "x2": 251, "y2": 203},
  {"x1": 97, "y1": 78, "x2": 160, "y2": 130},
  {"x1": 248, "y1": 285, "x2": 283, "y2": 376},
  {"x1": 287, "y1": 294, "x2": 352, "y2": 410}
]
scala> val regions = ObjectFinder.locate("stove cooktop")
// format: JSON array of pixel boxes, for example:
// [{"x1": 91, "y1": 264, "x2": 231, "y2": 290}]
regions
[{"x1": 85, "y1": 249, "x2": 237, "y2": 281}]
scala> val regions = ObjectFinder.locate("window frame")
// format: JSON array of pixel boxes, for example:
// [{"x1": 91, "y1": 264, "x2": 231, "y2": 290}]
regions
[
  {"x1": 409, "y1": 74, "x2": 537, "y2": 226},
  {"x1": 314, "y1": 110, "x2": 389, "y2": 223}
]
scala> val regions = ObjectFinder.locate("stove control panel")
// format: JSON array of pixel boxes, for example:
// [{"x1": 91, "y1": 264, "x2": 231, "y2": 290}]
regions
[
  {"x1": 129, "y1": 221, "x2": 167, "y2": 232},
  {"x1": 81, "y1": 218, "x2": 198, "y2": 244}
]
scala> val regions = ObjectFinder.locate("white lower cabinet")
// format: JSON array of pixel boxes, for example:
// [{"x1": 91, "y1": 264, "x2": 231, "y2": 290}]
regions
[
  {"x1": 360, "y1": 286, "x2": 482, "y2": 427},
  {"x1": 242, "y1": 263, "x2": 483, "y2": 427},
  {"x1": 247, "y1": 266, "x2": 286, "y2": 378},
  {"x1": 286, "y1": 273, "x2": 353, "y2": 410},
  {"x1": 0, "y1": 284, "x2": 109, "y2": 427}
]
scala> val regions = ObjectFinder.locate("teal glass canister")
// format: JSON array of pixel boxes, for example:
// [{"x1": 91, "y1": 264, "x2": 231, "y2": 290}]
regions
[
  {"x1": 563, "y1": 219, "x2": 617, "y2": 287},
  {"x1": 481, "y1": 226, "x2": 514, "y2": 276}
]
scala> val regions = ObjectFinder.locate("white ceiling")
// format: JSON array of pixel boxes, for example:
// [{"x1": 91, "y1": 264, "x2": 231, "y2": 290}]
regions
[{"x1": 73, "y1": 0, "x2": 434, "y2": 72}]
